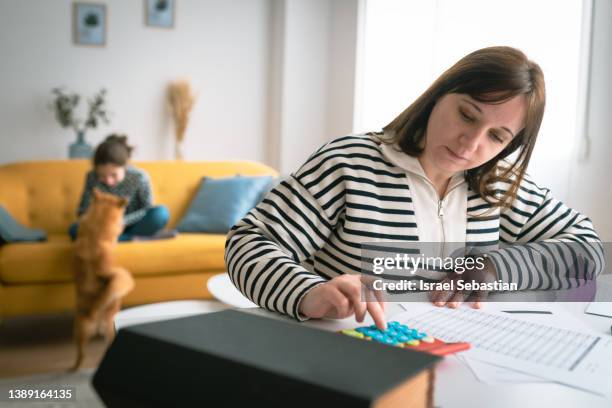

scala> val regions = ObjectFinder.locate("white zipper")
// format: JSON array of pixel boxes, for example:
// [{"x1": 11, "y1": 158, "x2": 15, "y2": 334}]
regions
[
  {"x1": 437, "y1": 199, "x2": 445, "y2": 258},
  {"x1": 411, "y1": 174, "x2": 464, "y2": 258},
  {"x1": 379, "y1": 143, "x2": 466, "y2": 257}
]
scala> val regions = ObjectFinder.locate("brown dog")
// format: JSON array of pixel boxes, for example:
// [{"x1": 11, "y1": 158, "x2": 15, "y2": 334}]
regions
[{"x1": 71, "y1": 188, "x2": 134, "y2": 371}]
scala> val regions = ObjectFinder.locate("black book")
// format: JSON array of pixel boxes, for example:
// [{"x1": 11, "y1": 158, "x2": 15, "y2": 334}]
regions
[{"x1": 93, "y1": 309, "x2": 440, "y2": 408}]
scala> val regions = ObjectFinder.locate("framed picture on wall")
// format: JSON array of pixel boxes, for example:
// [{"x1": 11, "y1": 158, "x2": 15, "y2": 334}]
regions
[
  {"x1": 73, "y1": 2, "x2": 106, "y2": 46},
  {"x1": 145, "y1": 0, "x2": 175, "y2": 29}
]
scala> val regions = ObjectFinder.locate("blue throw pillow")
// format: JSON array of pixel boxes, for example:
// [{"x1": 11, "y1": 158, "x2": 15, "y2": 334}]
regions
[
  {"x1": 0, "y1": 206, "x2": 47, "y2": 243},
  {"x1": 177, "y1": 175, "x2": 273, "y2": 233},
  {"x1": 257, "y1": 177, "x2": 280, "y2": 204}
]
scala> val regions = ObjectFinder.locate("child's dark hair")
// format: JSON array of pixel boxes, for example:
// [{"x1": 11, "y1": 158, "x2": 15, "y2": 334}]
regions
[{"x1": 93, "y1": 134, "x2": 134, "y2": 166}]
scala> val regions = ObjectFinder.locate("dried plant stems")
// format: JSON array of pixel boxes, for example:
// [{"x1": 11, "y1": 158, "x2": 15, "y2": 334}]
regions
[{"x1": 168, "y1": 79, "x2": 196, "y2": 160}]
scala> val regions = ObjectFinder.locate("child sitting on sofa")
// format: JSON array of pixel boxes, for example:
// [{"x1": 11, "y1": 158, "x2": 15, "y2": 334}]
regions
[{"x1": 69, "y1": 134, "x2": 172, "y2": 242}]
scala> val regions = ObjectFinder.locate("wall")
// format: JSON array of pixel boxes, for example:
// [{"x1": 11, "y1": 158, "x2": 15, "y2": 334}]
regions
[
  {"x1": 326, "y1": 0, "x2": 359, "y2": 140},
  {"x1": 0, "y1": 0, "x2": 271, "y2": 163},
  {"x1": 267, "y1": 0, "x2": 359, "y2": 175},
  {"x1": 0, "y1": 0, "x2": 360, "y2": 176},
  {"x1": 276, "y1": 0, "x2": 332, "y2": 175},
  {"x1": 568, "y1": 0, "x2": 612, "y2": 241},
  {"x1": 9, "y1": 0, "x2": 606, "y2": 240}
]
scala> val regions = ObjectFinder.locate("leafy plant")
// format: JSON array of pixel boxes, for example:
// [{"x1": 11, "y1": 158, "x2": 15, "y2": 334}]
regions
[
  {"x1": 84, "y1": 13, "x2": 100, "y2": 27},
  {"x1": 156, "y1": 0, "x2": 169, "y2": 12},
  {"x1": 51, "y1": 88, "x2": 110, "y2": 134}
]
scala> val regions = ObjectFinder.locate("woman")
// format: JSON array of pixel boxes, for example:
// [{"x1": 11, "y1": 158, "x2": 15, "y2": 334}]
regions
[
  {"x1": 225, "y1": 46, "x2": 602, "y2": 329},
  {"x1": 70, "y1": 134, "x2": 170, "y2": 242}
]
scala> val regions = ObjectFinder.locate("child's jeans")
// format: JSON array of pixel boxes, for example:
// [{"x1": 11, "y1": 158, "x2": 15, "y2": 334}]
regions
[{"x1": 68, "y1": 206, "x2": 169, "y2": 242}]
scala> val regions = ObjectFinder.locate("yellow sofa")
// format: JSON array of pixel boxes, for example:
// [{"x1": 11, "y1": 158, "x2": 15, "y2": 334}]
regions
[{"x1": 0, "y1": 160, "x2": 277, "y2": 318}]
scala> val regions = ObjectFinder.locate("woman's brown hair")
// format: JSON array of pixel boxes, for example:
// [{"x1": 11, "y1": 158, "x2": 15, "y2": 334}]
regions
[
  {"x1": 93, "y1": 134, "x2": 134, "y2": 167},
  {"x1": 379, "y1": 46, "x2": 546, "y2": 209}
]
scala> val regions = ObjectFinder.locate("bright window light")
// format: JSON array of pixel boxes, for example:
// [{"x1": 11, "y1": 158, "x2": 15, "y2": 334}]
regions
[{"x1": 355, "y1": 0, "x2": 589, "y2": 200}]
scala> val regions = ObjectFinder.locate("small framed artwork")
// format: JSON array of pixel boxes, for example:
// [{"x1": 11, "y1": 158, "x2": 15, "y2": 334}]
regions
[
  {"x1": 73, "y1": 2, "x2": 106, "y2": 46},
  {"x1": 145, "y1": 0, "x2": 175, "y2": 29}
]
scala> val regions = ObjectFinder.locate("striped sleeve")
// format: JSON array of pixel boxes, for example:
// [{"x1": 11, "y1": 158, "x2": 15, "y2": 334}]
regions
[
  {"x1": 77, "y1": 171, "x2": 96, "y2": 217},
  {"x1": 123, "y1": 172, "x2": 153, "y2": 226},
  {"x1": 224, "y1": 176, "x2": 337, "y2": 320},
  {"x1": 225, "y1": 138, "x2": 360, "y2": 320},
  {"x1": 488, "y1": 175, "x2": 604, "y2": 290}
]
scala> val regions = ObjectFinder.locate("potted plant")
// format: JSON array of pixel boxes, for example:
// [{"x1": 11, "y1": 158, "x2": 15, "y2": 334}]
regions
[{"x1": 51, "y1": 88, "x2": 110, "y2": 158}]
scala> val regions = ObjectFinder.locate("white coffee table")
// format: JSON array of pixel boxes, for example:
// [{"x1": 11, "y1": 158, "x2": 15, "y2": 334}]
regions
[
  {"x1": 114, "y1": 300, "x2": 230, "y2": 331},
  {"x1": 206, "y1": 273, "x2": 258, "y2": 308},
  {"x1": 115, "y1": 273, "x2": 256, "y2": 330}
]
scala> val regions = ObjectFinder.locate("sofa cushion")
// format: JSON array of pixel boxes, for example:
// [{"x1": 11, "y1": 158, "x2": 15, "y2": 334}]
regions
[
  {"x1": 177, "y1": 175, "x2": 273, "y2": 233},
  {"x1": 257, "y1": 177, "x2": 281, "y2": 203},
  {"x1": 0, "y1": 233, "x2": 226, "y2": 284}
]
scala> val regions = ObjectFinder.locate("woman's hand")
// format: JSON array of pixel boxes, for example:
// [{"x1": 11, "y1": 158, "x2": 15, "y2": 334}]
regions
[
  {"x1": 298, "y1": 274, "x2": 387, "y2": 330},
  {"x1": 429, "y1": 257, "x2": 498, "y2": 309}
]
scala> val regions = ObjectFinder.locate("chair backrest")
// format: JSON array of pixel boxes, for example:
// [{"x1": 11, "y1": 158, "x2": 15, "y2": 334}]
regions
[{"x1": 0, "y1": 160, "x2": 278, "y2": 233}]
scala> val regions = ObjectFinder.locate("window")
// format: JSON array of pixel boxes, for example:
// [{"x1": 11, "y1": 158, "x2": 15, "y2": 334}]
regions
[{"x1": 355, "y1": 0, "x2": 590, "y2": 200}]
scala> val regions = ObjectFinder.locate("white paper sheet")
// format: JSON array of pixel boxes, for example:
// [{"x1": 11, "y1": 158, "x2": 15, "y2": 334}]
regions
[
  {"x1": 448, "y1": 303, "x2": 588, "y2": 385},
  {"x1": 395, "y1": 303, "x2": 612, "y2": 396},
  {"x1": 454, "y1": 354, "x2": 550, "y2": 384},
  {"x1": 585, "y1": 302, "x2": 612, "y2": 319}
]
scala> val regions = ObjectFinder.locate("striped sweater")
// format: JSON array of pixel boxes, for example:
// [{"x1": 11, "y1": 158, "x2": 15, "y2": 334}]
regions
[{"x1": 225, "y1": 135, "x2": 603, "y2": 320}]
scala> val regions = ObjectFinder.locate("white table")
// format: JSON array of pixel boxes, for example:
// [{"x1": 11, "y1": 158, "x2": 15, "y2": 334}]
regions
[
  {"x1": 114, "y1": 274, "x2": 612, "y2": 408},
  {"x1": 432, "y1": 302, "x2": 612, "y2": 408},
  {"x1": 114, "y1": 300, "x2": 230, "y2": 331},
  {"x1": 114, "y1": 273, "x2": 256, "y2": 330},
  {"x1": 240, "y1": 301, "x2": 612, "y2": 408},
  {"x1": 430, "y1": 274, "x2": 612, "y2": 408}
]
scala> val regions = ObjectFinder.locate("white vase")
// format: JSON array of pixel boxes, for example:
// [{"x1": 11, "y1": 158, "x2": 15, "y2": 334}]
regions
[{"x1": 175, "y1": 140, "x2": 184, "y2": 160}]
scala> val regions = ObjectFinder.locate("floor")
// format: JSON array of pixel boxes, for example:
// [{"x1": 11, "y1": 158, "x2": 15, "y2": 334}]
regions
[{"x1": 0, "y1": 312, "x2": 107, "y2": 379}]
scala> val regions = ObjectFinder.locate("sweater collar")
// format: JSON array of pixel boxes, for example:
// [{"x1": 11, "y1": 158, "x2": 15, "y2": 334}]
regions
[{"x1": 380, "y1": 141, "x2": 466, "y2": 189}]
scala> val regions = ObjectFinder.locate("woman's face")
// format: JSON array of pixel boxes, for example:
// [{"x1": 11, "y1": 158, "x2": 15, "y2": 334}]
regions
[
  {"x1": 421, "y1": 93, "x2": 527, "y2": 178},
  {"x1": 95, "y1": 164, "x2": 126, "y2": 187}
]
